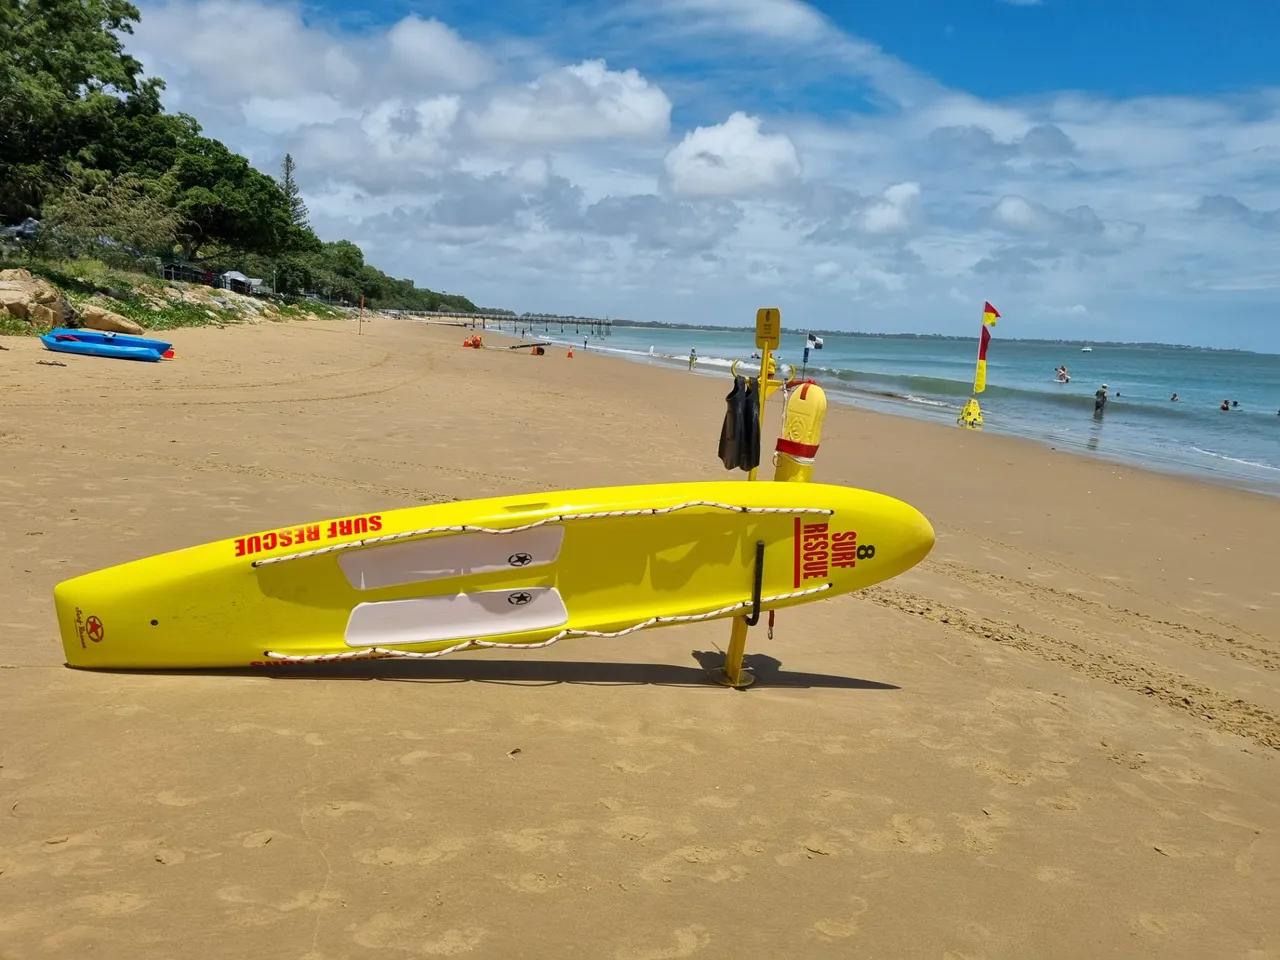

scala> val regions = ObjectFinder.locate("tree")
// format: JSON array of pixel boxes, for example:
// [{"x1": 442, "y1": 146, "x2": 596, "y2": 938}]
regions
[
  {"x1": 0, "y1": 0, "x2": 163, "y2": 220},
  {"x1": 42, "y1": 169, "x2": 185, "y2": 262},
  {"x1": 278, "y1": 153, "x2": 310, "y2": 231},
  {"x1": 166, "y1": 136, "x2": 290, "y2": 259}
]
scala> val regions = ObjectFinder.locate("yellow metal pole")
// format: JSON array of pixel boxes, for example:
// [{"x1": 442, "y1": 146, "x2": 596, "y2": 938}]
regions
[
  {"x1": 746, "y1": 342, "x2": 772, "y2": 482},
  {"x1": 717, "y1": 308, "x2": 780, "y2": 688},
  {"x1": 721, "y1": 615, "x2": 751, "y2": 687}
]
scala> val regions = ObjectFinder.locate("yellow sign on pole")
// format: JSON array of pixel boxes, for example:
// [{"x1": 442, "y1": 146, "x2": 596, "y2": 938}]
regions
[{"x1": 755, "y1": 307, "x2": 781, "y2": 350}]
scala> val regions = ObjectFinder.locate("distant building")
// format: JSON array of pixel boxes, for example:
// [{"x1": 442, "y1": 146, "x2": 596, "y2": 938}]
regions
[
  {"x1": 220, "y1": 270, "x2": 265, "y2": 295},
  {"x1": 163, "y1": 261, "x2": 215, "y2": 285}
]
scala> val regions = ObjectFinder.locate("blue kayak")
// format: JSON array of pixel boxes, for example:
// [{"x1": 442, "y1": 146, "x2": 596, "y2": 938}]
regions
[{"x1": 40, "y1": 328, "x2": 173, "y2": 362}]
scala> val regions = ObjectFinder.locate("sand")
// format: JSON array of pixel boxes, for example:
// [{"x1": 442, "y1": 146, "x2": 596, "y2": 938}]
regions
[{"x1": 1, "y1": 317, "x2": 1277, "y2": 959}]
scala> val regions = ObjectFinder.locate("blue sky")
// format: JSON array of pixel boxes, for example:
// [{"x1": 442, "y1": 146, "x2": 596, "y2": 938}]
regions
[{"x1": 127, "y1": 0, "x2": 1280, "y2": 350}]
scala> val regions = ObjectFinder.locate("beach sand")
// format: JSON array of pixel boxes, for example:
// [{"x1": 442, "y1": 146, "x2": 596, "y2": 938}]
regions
[{"x1": 1, "y1": 318, "x2": 1277, "y2": 959}]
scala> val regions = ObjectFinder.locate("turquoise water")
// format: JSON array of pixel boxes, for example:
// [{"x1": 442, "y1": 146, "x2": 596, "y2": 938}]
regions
[{"x1": 560, "y1": 326, "x2": 1280, "y2": 496}]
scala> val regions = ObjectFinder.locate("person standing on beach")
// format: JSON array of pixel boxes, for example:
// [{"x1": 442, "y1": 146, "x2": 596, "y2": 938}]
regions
[
  {"x1": 1094, "y1": 384, "x2": 1108, "y2": 417},
  {"x1": 689, "y1": 347, "x2": 697, "y2": 370}
]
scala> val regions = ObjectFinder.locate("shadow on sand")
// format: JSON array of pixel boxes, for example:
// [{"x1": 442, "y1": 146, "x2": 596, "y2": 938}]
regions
[{"x1": 102, "y1": 652, "x2": 899, "y2": 691}]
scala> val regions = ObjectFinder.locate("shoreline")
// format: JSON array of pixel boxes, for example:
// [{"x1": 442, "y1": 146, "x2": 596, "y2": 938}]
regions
[
  {"x1": 2, "y1": 317, "x2": 1277, "y2": 958},
  {"x1": 518, "y1": 326, "x2": 1280, "y2": 499}
]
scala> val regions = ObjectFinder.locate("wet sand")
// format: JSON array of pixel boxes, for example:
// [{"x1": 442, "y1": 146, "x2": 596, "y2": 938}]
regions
[{"x1": 1, "y1": 318, "x2": 1277, "y2": 958}]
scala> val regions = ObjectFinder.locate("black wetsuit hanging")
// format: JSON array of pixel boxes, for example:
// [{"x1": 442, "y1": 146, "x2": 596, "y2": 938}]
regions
[{"x1": 718, "y1": 376, "x2": 761, "y2": 472}]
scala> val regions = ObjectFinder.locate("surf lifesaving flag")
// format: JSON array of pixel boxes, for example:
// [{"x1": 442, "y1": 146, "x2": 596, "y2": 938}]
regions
[{"x1": 973, "y1": 301, "x2": 998, "y2": 393}]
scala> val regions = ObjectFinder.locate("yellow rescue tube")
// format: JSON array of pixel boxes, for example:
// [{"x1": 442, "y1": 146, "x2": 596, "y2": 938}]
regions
[
  {"x1": 52, "y1": 480, "x2": 935, "y2": 670},
  {"x1": 774, "y1": 381, "x2": 827, "y2": 483}
]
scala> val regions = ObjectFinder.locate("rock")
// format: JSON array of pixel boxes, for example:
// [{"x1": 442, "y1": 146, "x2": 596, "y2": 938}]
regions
[
  {"x1": 0, "y1": 268, "x2": 74, "y2": 328},
  {"x1": 28, "y1": 304, "x2": 58, "y2": 327},
  {"x1": 78, "y1": 305, "x2": 145, "y2": 335},
  {"x1": 0, "y1": 292, "x2": 28, "y2": 320}
]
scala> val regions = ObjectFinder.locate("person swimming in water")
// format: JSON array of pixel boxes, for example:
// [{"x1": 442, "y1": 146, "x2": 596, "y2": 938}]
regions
[
  {"x1": 1170, "y1": 393, "x2": 1179, "y2": 402},
  {"x1": 1221, "y1": 399, "x2": 1231, "y2": 411}
]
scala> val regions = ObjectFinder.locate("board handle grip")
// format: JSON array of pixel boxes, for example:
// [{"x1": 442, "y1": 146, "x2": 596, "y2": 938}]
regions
[{"x1": 744, "y1": 539, "x2": 765, "y2": 627}]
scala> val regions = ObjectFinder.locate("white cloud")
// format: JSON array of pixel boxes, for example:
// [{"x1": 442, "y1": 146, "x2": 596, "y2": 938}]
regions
[
  {"x1": 863, "y1": 181, "x2": 921, "y2": 233},
  {"x1": 466, "y1": 60, "x2": 671, "y2": 144},
  {"x1": 664, "y1": 112, "x2": 802, "y2": 198},
  {"x1": 386, "y1": 16, "x2": 492, "y2": 90},
  {"x1": 241, "y1": 95, "x2": 359, "y2": 135},
  {"x1": 123, "y1": 0, "x2": 1280, "y2": 350},
  {"x1": 657, "y1": 0, "x2": 831, "y2": 42}
]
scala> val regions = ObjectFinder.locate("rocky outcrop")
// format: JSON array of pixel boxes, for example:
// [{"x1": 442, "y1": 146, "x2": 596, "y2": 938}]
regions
[
  {"x1": 0, "y1": 268, "x2": 75, "y2": 328},
  {"x1": 77, "y1": 305, "x2": 145, "y2": 335}
]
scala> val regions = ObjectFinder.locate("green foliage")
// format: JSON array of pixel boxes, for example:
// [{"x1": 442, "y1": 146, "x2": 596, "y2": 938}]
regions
[
  {"x1": 0, "y1": 0, "x2": 498, "y2": 312},
  {"x1": 167, "y1": 135, "x2": 291, "y2": 258},
  {"x1": 42, "y1": 169, "x2": 185, "y2": 261},
  {"x1": 279, "y1": 153, "x2": 310, "y2": 231},
  {"x1": 0, "y1": 0, "x2": 162, "y2": 219},
  {"x1": 0, "y1": 312, "x2": 35, "y2": 336}
]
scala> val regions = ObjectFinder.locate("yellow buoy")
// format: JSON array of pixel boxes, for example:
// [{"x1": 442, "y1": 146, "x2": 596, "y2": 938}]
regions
[
  {"x1": 957, "y1": 397, "x2": 983, "y2": 429},
  {"x1": 774, "y1": 380, "x2": 827, "y2": 483}
]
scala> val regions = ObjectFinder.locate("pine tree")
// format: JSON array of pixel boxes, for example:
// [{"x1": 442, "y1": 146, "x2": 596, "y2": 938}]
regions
[{"x1": 279, "y1": 153, "x2": 309, "y2": 230}]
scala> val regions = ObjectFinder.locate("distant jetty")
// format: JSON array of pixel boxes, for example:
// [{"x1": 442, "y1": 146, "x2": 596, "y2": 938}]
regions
[{"x1": 403, "y1": 310, "x2": 613, "y2": 338}]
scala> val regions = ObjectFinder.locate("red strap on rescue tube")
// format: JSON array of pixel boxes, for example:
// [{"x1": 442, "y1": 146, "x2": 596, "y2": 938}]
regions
[{"x1": 776, "y1": 437, "x2": 819, "y2": 458}]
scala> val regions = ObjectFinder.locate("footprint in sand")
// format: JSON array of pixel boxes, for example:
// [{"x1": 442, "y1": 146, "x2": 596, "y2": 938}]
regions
[
  {"x1": 41, "y1": 925, "x2": 101, "y2": 952},
  {"x1": 952, "y1": 808, "x2": 1013, "y2": 855},
  {"x1": 1132, "y1": 910, "x2": 1206, "y2": 937},
  {"x1": 600, "y1": 815, "x2": 665, "y2": 844},
  {"x1": 638, "y1": 846, "x2": 746, "y2": 884},
  {"x1": 70, "y1": 892, "x2": 147, "y2": 916},
  {"x1": 352, "y1": 912, "x2": 487, "y2": 955},
  {"x1": 155, "y1": 785, "x2": 246, "y2": 807},
  {"x1": 809, "y1": 896, "x2": 868, "y2": 941},
  {"x1": 398, "y1": 750, "x2": 474, "y2": 765},
  {"x1": 951, "y1": 754, "x2": 1038, "y2": 787},
  {"x1": 495, "y1": 821, "x2": 584, "y2": 855},
  {"x1": 846, "y1": 814, "x2": 945, "y2": 854},
  {"x1": 692, "y1": 794, "x2": 737, "y2": 809},
  {"x1": 611, "y1": 758, "x2": 662, "y2": 774},
  {"x1": 215, "y1": 884, "x2": 344, "y2": 928},
  {"x1": 1035, "y1": 865, "x2": 1076, "y2": 883},
  {"x1": 774, "y1": 835, "x2": 842, "y2": 867},
  {"x1": 317, "y1": 800, "x2": 381, "y2": 818},
  {"x1": 1035, "y1": 790, "x2": 1086, "y2": 812},
  {"x1": 353, "y1": 837, "x2": 470, "y2": 867},
  {"x1": 614, "y1": 925, "x2": 710, "y2": 960},
  {"x1": 155, "y1": 790, "x2": 201, "y2": 807},
  {"x1": 496, "y1": 871, "x2": 567, "y2": 894},
  {"x1": 240, "y1": 829, "x2": 276, "y2": 849}
]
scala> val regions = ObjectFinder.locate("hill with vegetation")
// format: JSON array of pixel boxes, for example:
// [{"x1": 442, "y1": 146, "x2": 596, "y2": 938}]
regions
[{"x1": 0, "y1": 0, "x2": 492, "y2": 315}]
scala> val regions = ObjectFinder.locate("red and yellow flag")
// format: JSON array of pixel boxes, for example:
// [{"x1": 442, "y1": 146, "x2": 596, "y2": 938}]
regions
[
  {"x1": 974, "y1": 324, "x2": 992, "y2": 393},
  {"x1": 982, "y1": 301, "x2": 1000, "y2": 326}
]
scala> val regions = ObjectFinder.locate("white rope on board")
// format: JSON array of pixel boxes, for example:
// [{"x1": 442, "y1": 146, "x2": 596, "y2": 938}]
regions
[
  {"x1": 261, "y1": 582, "x2": 832, "y2": 663},
  {"x1": 251, "y1": 500, "x2": 833, "y2": 567}
]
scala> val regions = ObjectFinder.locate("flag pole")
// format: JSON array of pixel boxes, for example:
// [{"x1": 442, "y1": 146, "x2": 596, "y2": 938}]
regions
[{"x1": 959, "y1": 302, "x2": 998, "y2": 429}]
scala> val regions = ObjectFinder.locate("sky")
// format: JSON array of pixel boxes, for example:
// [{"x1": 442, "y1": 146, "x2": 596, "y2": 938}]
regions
[{"x1": 125, "y1": 0, "x2": 1280, "y2": 350}]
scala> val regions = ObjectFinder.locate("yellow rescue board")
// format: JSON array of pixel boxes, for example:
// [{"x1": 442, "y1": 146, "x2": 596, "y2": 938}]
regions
[{"x1": 53, "y1": 481, "x2": 935, "y2": 670}]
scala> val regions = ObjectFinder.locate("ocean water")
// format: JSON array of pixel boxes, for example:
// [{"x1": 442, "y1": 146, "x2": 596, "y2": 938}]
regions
[{"x1": 556, "y1": 325, "x2": 1280, "y2": 496}]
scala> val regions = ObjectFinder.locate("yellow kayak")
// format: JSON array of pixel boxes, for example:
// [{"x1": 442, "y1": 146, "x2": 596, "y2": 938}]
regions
[{"x1": 53, "y1": 480, "x2": 934, "y2": 670}]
